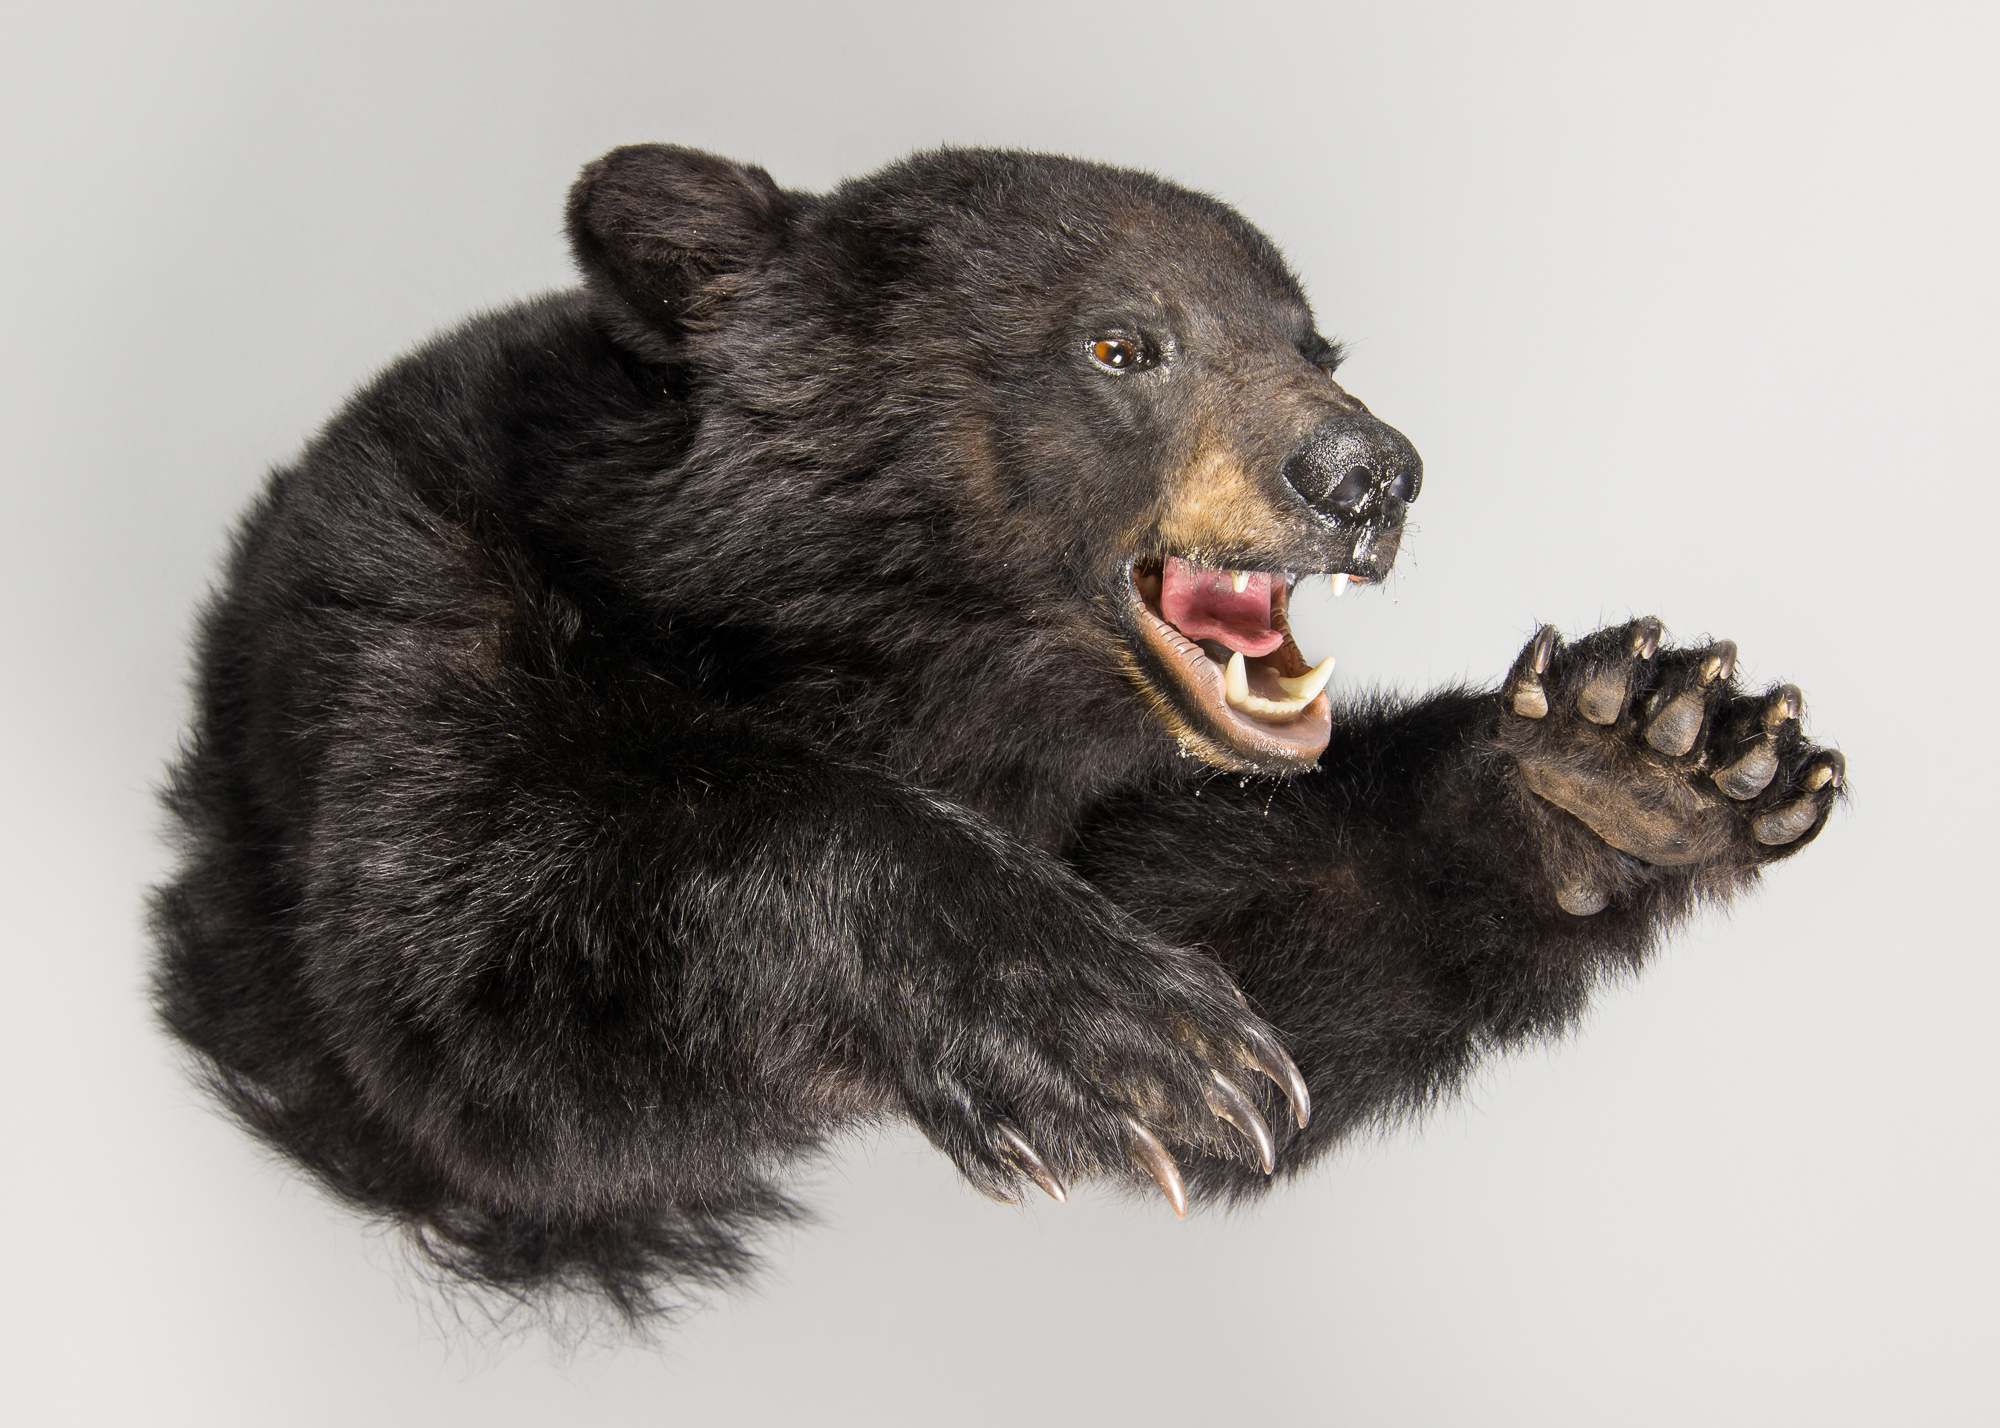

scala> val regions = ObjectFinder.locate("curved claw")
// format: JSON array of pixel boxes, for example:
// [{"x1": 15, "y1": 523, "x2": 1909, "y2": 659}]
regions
[
  {"x1": 1243, "y1": 1034, "x2": 1311, "y2": 1130},
  {"x1": 1125, "y1": 1118, "x2": 1188, "y2": 1218},
  {"x1": 995, "y1": 1122, "x2": 1067, "y2": 1203},
  {"x1": 1805, "y1": 750, "x2": 1846, "y2": 792},
  {"x1": 1630, "y1": 617, "x2": 1664, "y2": 660},
  {"x1": 1507, "y1": 627, "x2": 1558, "y2": 718},
  {"x1": 1205, "y1": 1069, "x2": 1276, "y2": 1174},
  {"x1": 1530, "y1": 625, "x2": 1558, "y2": 675},
  {"x1": 1699, "y1": 639, "x2": 1738, "y2": 685}
]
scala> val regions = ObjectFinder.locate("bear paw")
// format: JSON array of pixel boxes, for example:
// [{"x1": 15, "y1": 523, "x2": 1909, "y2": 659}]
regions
[
  {"x1": 1498, "y1": 618, "x2": 1843, "y2": 913},
  {"x1": 899, "y1": 962, "x2": 1310, "y2": 1214}
]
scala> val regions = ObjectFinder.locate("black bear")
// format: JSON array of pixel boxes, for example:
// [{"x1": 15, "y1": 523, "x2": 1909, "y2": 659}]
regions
[{"x1": 153, "y1": 144, "x2": 1843, "y2": 1319}]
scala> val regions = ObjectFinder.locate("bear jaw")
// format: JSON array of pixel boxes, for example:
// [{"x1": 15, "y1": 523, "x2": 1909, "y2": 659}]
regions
[{"x1": 1124, "y1": 557, "x2": 1335, "y2": 772}]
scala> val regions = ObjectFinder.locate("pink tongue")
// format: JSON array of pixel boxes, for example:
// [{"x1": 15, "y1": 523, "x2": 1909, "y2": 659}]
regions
[{"x1": 1159, "y1": 556, "x2": 1285, "y2": 657}]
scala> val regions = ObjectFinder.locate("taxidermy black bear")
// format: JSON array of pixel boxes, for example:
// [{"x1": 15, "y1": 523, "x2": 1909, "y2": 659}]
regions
[{"x1": 154, "y1": 143, "x2": 1844, "y2": 1318}]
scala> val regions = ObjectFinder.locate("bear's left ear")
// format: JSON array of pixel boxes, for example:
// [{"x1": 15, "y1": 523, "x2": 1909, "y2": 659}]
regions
[{"x1": 566, "y1": 144, "x2": 796, "y2": 362}]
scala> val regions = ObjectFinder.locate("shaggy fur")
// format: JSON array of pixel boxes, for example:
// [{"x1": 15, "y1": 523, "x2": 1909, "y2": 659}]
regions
[{"x1": 153, "y1": 144, "x2": 1841, "y2": 1320}]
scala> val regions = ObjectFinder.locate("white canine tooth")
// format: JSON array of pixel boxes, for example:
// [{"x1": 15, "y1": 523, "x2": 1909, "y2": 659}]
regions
[
  {"x1": 1226, "y1": 650, "x2": 1251, "y2": 705},
  {"x1": 1224, "y1": 650, "x2": 1333, "y2": 722},
  {"x1": 1231, "y1": 569, "x2": 1250, "y2": 594},
  {"x1": 1332, "y1": 573, "x2": 1349, "y2": 598},
  {"x1": 1276, "y1": 654, "x2": 1337, "y2": 702}
]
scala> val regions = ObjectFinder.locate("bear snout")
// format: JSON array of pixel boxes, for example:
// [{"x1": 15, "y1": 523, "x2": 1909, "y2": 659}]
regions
[{"x1": 1278, "y1": 412, "x2": 1423, "y2": 523}]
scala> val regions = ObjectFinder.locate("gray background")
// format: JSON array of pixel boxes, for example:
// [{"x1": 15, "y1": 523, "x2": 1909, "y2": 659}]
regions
[{"x1": 4, "y1": 1, "x2": 1994, "y2": 1423}]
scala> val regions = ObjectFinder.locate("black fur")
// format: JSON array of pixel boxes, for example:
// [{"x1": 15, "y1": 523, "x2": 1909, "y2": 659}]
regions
[{"x1": 153, "y1": 145, "x2": 1841, "y2": 1320}]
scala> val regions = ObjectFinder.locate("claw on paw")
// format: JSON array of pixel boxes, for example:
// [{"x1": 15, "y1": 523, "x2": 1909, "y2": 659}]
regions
[
  {"x1": 1242, "y1": 1032, "x2": 1311, "y2": 1130},
  {"x1": 1805, "y1": 751, "x2": 1845, "y2": 792},
  {"x1": 1531, "y1": 625, "x2": 1557, "y2": 675},
  {"x1": 995, "y1": 1122, "x2": 1067, "y2": 1203},
  {"x1": 1125, "y1": 1117, "x2": 1188, "y2": 1217},
  {"x1": 1506, "y1": 626, "x2": 1557, "y2": 718},
  {"x1": 1205, "y1": 1069, "x2": 1276, "y2": 1174}
]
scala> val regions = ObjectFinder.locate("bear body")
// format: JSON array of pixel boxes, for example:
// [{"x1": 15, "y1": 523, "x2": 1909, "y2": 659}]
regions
[{"x1": 153, "y1": 145, "x2": 1842, "y2": 1317}]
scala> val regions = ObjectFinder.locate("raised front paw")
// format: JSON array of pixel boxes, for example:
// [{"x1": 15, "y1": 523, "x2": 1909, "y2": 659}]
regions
[
  {"x1": 891, "y1": 941, "x2": 1310, "y2": 1215},
  {"x1": 1498, "y1": 618, "x2": 1843, "y2": 911}
]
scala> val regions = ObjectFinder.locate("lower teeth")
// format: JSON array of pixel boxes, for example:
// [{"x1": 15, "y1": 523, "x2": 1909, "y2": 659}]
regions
[{"x1": 1224, "y1": 651, "x2": 1336, "y2": 720}]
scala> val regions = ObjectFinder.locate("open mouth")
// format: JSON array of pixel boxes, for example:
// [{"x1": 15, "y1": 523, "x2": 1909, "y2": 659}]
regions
[{"x1": 1128, "y1": 555, "x2": 1349, "y2": 771}]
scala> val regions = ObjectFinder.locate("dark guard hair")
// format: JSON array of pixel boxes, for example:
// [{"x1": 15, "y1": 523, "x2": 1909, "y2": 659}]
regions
[{"x1": 153, "y1": 144, "x2": 1843, "y2": 1324}]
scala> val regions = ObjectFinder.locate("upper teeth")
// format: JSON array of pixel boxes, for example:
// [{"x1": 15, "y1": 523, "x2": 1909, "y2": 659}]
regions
[
  {"x1": 1332, "y1": 573, "x2": 1349, "y2": 598},
  {"x1": 1225, "y1": 651, "x2": 1336, "y2": 721},
  {"x1": 1231, "y1": 570, "x2": 1250, "y2": 593}
]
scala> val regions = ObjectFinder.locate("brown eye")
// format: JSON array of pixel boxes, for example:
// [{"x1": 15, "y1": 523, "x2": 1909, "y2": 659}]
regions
[{"x1": 1091, "y1": 337, "x2": 1144, "y2": 371}]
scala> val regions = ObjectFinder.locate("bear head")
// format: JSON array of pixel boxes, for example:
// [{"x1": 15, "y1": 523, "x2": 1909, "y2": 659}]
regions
[{"x1": 566, "y1": 144, "x2": 1420, "y2": 778}]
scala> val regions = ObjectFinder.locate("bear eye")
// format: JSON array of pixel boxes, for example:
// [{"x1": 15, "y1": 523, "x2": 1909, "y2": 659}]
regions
[{"x1": 1089, "y1": 336, "x2": 1151, "y2": 372}]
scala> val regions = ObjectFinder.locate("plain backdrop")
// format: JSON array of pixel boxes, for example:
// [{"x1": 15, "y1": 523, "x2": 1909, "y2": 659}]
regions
[{"x1": 3, "y1": 2, "x2": 1994, "y2": 1423}]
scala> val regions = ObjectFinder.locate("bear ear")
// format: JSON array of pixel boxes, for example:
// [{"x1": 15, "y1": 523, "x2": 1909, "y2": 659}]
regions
[{"x1": 566, "y1": 144, "x2": 795, "y2": 362}]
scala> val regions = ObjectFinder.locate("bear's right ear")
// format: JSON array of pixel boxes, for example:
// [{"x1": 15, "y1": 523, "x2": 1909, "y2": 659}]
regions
[{"x1": 566, "y1": 144, "x2": 795, "y2": 363}]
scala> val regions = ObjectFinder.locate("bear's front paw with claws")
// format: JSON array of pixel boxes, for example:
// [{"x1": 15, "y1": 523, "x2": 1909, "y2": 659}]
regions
[
  {"x1": 1497, "y1": 617, "x2": 1843, "y2": 913},
  {"x1": 892, "y1": 950, "x2": 1310, "y2": 1215}
]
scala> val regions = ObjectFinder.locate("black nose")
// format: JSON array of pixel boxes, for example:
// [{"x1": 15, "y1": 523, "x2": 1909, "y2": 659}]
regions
[{"x1": 1279, "y1": 412, "x2": 1423, "y2": 519}]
